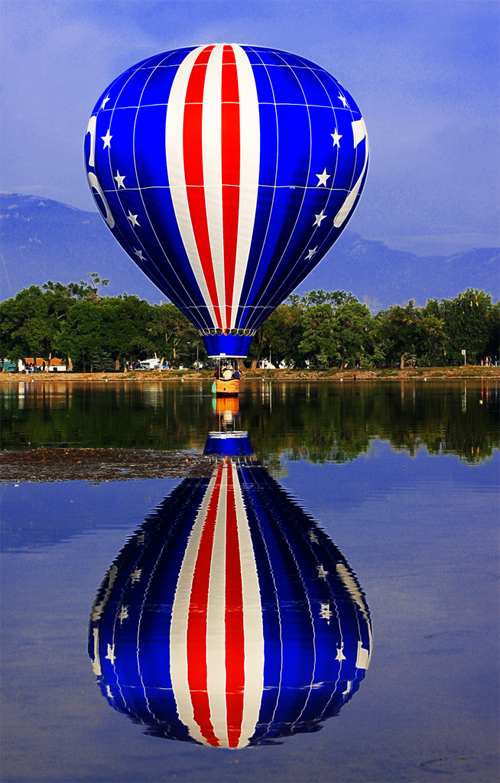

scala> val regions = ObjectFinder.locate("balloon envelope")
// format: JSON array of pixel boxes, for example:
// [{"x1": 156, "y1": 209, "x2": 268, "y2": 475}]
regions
[
  {"x1": 89, "y1": 452, "x2": 372, "y2": 747},
  {"x1": 85, "y1": 44, "x2": 368, "y2": 357}
]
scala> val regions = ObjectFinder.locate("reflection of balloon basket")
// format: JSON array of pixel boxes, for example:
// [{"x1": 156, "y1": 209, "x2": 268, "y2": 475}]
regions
[
  {"x1": 215, "y1": 396, "x2": 240, "y2": 415},
  {"x1": 215, "y1": 377, "x2": 240, "y2": 397},
  {"x1": 204, "y1": 431, "x2": 253, "y2": 457}
]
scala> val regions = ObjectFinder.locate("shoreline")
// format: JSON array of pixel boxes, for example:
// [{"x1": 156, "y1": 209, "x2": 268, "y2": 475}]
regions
[
  {"x1": 0, "y1": 366, "x2": 499, "y2": 383},
  {"x1": 0, "y1": 448, "x2": 213, "y2": 485}
]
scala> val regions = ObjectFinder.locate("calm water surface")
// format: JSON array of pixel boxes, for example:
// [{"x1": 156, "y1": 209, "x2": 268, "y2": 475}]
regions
[{"x1": 1, "y1": 380, "x2": 498, "y2": 782}]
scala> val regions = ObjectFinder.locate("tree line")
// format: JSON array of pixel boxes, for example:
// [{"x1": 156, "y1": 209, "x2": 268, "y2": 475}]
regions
[{"x1": 1, "y1": 274, "x2": 498, "y2": 371}]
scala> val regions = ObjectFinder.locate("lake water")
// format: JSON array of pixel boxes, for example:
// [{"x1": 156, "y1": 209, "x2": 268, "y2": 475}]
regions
[{"x1": 1, "y1": 379, "x2": 499, "y2": 782}]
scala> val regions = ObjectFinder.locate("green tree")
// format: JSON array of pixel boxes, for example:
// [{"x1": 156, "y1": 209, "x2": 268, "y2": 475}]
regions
[
  {"x1": 247, "y1": 299, "x2": 304, "y2": 369},
  {"x1": 485, "y1": 300, "x2": 500, "y2": 363},
  {"x1": 0, "y1": 286, "x2": 59, "y2": 362},
  {"x1": 56, "y1": 295, "x2": 155, "y2": 371},
  {"x1": 297, "y1": 291, "x2": 372, "y2": 368},
  {"x1": 109, "y1": 296, "x2": 156, "y2": 365},
  {"x1": 56, "y1": 300, "x2": 104, "y2": 372},
  {"x1": 439, "y1": 289, "x2": 494, "y2": 365},
  {"x1": 299, "y1": 302, "x2": 339, "y2": 368},
  {"x1": 0, "y1": 276, "x2": 112, "y2": 370},
  {"x1": 374, "y1": 301, "x2": 423, "y2": 369},
  {"x1": 333, "y1": 298, "x2": 372, "y2": 367},
  {"x1": 148, "y1": 303, "x2": 204, "y2": 367},
  {"x1": 43, "y1": 273, "x2": 109, "y2": 303}
]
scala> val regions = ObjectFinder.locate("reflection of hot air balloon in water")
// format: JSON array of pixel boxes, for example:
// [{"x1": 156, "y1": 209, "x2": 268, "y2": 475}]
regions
[
  {"x1": 85, "y1": 44, "x2": 368, "y2": 360},
  {"x1": 89, "y1": 435, "x2": 372, "y2": 747}
]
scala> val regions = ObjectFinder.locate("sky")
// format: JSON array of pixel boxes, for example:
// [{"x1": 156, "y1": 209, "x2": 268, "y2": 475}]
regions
[{"x1": 1, "y1": 0, "x2": 499, "y2": 257}]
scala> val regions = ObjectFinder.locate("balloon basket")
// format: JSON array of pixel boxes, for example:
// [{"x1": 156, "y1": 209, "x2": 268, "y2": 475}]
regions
[{"x1": 214, "y1": 378, "x2": 240, "y2": 397}]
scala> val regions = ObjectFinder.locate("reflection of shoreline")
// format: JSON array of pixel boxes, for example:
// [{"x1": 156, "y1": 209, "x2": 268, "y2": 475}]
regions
[{"x1": 2, "y1": 378, "x2": 498, "y2": 477}]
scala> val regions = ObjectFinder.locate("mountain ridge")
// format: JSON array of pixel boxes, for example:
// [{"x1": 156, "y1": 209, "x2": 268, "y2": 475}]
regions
[{"x1": 1, "y1": 192, "x2": 498, "y2": 310}]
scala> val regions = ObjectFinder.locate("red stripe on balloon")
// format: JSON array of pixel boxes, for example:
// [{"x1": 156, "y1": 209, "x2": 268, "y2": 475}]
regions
[
  {"x1": 224, "y1": 465, "x2": 245, "y2": 748},
  {"x1": 186, "y1": 462, "x2": 223, "y2": 747},
  {"x1": 183, "y1": 45, "x2": 222, "y2": 329},
  {"x1": 221, "y1": 45, "x2": 241, "y2": 328}
]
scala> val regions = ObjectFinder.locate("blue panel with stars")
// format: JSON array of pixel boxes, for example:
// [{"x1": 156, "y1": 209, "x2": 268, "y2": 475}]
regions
[{"x1": 102, "y1": 109, "x2": 140, "y2": 192}]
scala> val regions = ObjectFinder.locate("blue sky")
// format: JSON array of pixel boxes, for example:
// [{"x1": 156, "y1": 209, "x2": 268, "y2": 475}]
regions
[{"x1": 1, "y1": 0, "x2": 498, "y2": 256}]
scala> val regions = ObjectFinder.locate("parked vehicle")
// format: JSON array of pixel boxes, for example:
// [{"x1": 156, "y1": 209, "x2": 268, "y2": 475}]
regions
[
  {"x1": 137, "y1": 358, "x2": 160, "y2": 371},
  {"x1": 0, "y1": 360, "x2": 16, "y2": 372}
]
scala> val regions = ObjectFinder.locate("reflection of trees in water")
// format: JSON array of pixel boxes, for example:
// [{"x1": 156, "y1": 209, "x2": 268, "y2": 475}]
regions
[
  {"x1": 243, "y1": 382, "x2": 499, "y2": 465},
  {"x1": 0, "y1": 382, "x2": 213, "y2": 451},
  {"x1": 1, "y1": 380, "x2": 497, "y2": 463}
]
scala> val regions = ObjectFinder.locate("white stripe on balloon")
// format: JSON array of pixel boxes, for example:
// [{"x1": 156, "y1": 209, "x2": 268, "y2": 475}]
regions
[
  {"x1": 206, "y1": 463, "x2": 229, "y2": 746},
  {"x1": 232, "y1": 463, "x2": 265, "y2": 748},
  {"x1": 169, "y1": 468, "x2": 218, "y2": 746},
  {"x1": 166, "y1": 46, "x2": 218, "y2": 327}
]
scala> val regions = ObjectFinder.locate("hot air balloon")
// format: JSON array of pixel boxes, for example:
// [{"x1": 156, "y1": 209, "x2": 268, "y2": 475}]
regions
[
  {"x1": 84, "y1": 44, "x2": 368, "y2": 360},
  {"x1": 89, "y1": 434, "x2": 372, "y2": 748}
]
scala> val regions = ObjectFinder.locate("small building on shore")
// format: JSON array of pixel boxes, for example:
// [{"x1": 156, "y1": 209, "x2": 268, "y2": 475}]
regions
[{"x1": 22, "y1": 358, "x2": 67, "y2": 373}]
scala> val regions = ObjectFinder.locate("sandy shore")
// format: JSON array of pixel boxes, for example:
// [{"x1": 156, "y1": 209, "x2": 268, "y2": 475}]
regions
[{"x1": 1, "y1": 366, "x2": 499, "y2": 383}]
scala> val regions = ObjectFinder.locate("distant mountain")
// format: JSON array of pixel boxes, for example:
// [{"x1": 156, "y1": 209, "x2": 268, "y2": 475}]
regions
[
  {"x1": 0, "y1": 192, "x2": 162, "y2": 303},
  {"x1": 294, "y1": 233, "x2": 500, "y2": 310},
  {"x1": 1, "y1": 192, "x2": 498, "y2": 310}
]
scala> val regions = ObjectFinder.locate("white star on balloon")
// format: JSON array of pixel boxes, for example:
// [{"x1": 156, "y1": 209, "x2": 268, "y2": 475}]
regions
[
  {"x1": 317, "y1": 563, "x2": 328, "y2": 579},
  {"x1": 338, "y1": 93, "x2": 348, "y2": 108},
  {"x1": 134, "y1": 248, "x2": 144, "y2": 260},
  {"x1": 131, "y1": 568, "x2": 142, "y2": 582},
  {"x1": 309, "y1": 529, "x2": 319, "y2": 544},
  {"x1": 101, "y1": 95, "x2": 111, "y2": 110},
  {"x1": 315, "y1": 169, "x2": 330, "y2": 187},
  {"x1": 313, "y1": 210, "x2": 327, "y2": 227},
  {"x1": 114, "y1": 171, "x2": 126, "y2": 189},
  {"x1": 331, "y1": 129, "x2": 342, "y2": 147},
  {"x1": 320, "y1": 603, "x2": 332, "y2": 621},
  {"x1": 305, "y1": 247, "x2": 318, "y2": 261},
  {"x1": 336, "y1": 646, "x2": 346, "y2": 661},
  {"x1": 118, "y1": 606, "x2": 129, "y2": 623},
  {"x1": 127, "y1": 211, "x2": 140, "y2": 227},
  {"x1": 105, "y1": 644, "x2": 116, "y2": 665},
  {"x1": 101, "y1": 129, "x2": 112, "y2": 149}
]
